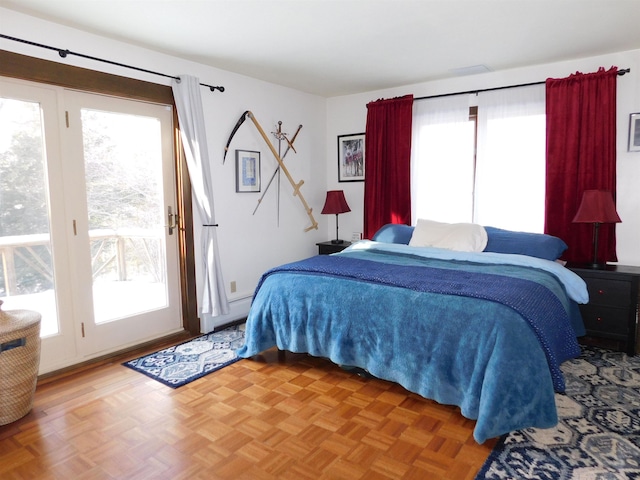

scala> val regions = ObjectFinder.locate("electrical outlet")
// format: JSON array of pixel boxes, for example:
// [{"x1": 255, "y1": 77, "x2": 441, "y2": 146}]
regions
[
  {"x1": 351, "y1": 232, "x2": 362, "y2": 242},
  {"x1": 230, "y1": 281, "x2": 237, "y2": 293}
]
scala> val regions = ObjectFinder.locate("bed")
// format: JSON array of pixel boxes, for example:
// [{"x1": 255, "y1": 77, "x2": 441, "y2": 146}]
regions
[{"x1": 237, "y1": 221, "x2": 588, "y2": 443}]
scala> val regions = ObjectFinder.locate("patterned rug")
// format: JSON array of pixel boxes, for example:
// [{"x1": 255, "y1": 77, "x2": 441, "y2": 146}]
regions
[
  {"x1": 123, "y1": 323, "x2": 245, "y2": 388},
  {"x1": 476, "y1": 346, "x2": 640, "y2": 479}
]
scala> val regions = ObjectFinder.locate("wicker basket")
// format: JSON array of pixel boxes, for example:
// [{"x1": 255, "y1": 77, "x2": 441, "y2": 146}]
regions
[{"x1": 0, "y1": 299, "x2": 42, "y2": 425}]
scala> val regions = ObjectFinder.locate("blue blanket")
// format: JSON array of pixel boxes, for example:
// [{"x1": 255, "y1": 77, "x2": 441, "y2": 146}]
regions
[{"x1": 238, "y1": 245, "x2": 586, "y2": 443}]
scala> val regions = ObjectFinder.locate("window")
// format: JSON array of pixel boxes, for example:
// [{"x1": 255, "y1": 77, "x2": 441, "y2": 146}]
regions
[{"x1": 411, "y1": 85, "x2": 546, "y2": 232}]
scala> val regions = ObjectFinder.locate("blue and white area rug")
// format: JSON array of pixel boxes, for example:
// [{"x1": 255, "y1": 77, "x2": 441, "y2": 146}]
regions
[
  {"x1": 123, "y1": 324, "x2": 245, "y2": 388},
  {"x1": 476, "y1": 346, "x2": 640, "y2": 479}
]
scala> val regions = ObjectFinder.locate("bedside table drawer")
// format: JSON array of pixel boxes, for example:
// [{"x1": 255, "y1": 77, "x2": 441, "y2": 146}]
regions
[
  {"x1": 583, "y1": 278, "x2": 631, "y2": 307},
  {"x1": 580, "y1": 305, "x2": 629, "y2": 336}
]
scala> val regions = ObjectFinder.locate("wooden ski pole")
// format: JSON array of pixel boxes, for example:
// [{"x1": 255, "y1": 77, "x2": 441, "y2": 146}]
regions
[{"x1": 246, "y1": 112, "x2": 318, "y2": 231}]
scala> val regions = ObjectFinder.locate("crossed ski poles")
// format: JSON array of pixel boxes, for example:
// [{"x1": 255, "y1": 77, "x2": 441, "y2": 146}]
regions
[
  {"x1": 253, "y1": 122, "x2": 303, "y2": 216},
  {"x1": 223, "y1": 111, "x2": 317, "y2": 231}
]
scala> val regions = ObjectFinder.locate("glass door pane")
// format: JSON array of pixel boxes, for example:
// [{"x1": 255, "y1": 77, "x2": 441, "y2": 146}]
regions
[
  {"x1": 80, "y1": 109, "x2": 169, "y2": 324},
  {"x1": 0, "y1": 97, "x2": 59, "y2": 336},
  {"x1": 66, "y1": 90, "x2": 180, "y2": 359}
]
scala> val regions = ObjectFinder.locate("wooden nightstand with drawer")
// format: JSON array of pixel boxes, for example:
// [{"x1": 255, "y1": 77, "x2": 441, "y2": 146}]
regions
[{"x1": 567, "y1": 263, "x2": 640, "y2": 355}]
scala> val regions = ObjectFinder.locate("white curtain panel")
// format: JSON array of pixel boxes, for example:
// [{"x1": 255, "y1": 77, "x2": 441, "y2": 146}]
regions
[
  {"x1": 411, "y1": 85, "x2": 545, "y2": 233},
  {"x1": 172, "y1": 75, "x2": 229, "y2": 317},
  {"x1": 475, "y1": 85, "x2": 546, "y2": 232},
  {"x1": 411, "y1": 94, "x2": 474, "y2": 224}
]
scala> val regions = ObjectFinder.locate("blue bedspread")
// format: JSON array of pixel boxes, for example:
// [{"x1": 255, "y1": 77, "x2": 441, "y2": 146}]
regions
[{"x1": 237, "y1": 242, "x2": 587, "y2": 443}]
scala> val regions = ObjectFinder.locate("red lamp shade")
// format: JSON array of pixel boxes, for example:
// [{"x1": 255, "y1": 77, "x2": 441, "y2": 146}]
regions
[
  {"x1": 321, "y1": 190, "x2": 351, "y2": 215},
  {"x1": 572, "y1": 189, "x2": 621, "y2": 267},
  {"x1": 572, "y1": 190, "x2": 621, "y2": 224},
  {"x1": 321, "y1": 190, "x2": 351, "y2": 244}
]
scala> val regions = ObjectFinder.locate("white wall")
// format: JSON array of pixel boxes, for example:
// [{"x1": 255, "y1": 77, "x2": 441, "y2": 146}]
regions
[
  {"x1": 0, "y1": 8, "x2": 329, "y2": 332},
  {"x1": 327, "y1": 49, "x2": 640, "y2": 267}
]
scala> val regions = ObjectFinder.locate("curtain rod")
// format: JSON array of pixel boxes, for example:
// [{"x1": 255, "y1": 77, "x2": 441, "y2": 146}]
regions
[
  {"x1": 0, "y1": 33, "x2": 225, "y2": 92},
  {"x1": 415, "y1": 68, "x2": 630, "y2": 101}
]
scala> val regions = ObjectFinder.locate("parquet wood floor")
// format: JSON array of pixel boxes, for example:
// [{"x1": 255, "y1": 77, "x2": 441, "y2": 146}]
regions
[{"x1": 0, "y1": 344, "x2": 497, "y2": 479}]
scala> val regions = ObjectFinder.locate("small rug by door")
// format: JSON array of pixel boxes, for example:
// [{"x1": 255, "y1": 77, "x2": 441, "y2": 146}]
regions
[
  {"x1": 123, "y1": 324, "x2": 245, "y2": 388},
  {"x1": 476, "y1": 346, "x2": 640, "y2": 480}
]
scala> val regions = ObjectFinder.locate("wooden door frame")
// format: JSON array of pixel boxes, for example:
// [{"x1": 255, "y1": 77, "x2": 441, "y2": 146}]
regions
[{"x1": 0, "y1": 49, "x2": 199, "y2": 334}]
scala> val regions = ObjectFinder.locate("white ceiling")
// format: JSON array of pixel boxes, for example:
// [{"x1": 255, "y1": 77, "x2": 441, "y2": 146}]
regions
[{"x1": 2, "y1": 0, "x2": 639, "y2": 97}]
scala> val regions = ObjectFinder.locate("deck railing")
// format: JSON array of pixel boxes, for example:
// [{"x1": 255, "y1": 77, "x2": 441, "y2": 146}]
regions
[{"x1": 0, "y1": 229, "x2": 163, "y2": 296}]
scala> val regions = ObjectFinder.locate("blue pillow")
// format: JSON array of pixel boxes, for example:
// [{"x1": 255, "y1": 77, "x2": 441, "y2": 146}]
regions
[
  {"x1": 483, "y1": 226, "x2": 568, "y2": 261},
  {"x1": 372, "y1": 223, "x2": 568, "y2": 261},
  {"x1": 371, "y1": 224, "x2": 415, "y2": 244}
]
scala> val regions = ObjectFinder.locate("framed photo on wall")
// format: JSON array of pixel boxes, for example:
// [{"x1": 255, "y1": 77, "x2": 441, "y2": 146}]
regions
[
  {"x1": 235, "y1": 149, "x2": 261, "y2": 192},
  {"x1": 629, "y1": 113, "x2": 640, "y2": 152},
  {"x1": 337, "y1": 133, "x2": 365, "y2": 182}
]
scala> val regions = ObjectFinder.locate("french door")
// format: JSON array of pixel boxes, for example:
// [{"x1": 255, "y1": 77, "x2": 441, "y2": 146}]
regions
[{"x1": 0, "y1": 77, "x2": 182, "y2": 373}]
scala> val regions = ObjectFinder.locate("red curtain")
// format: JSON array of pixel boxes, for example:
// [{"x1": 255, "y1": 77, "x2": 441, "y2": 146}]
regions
[
  {"x1": 363, "y1": 95, "x2": 414, "y2": 239},
  {"x1": 544, "y1": 67, "x2": 618, "y2": 263}
]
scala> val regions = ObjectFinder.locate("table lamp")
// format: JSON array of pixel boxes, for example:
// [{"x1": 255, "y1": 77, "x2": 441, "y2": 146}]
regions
[
  {"x1": 321, "y1": 190, "x2": 351, "y2": 244},
  {"x1": 572, "y1": 189, "x2": 621, "y2": 268}
]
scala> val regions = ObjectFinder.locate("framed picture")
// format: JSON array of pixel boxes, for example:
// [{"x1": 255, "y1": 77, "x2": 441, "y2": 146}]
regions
[
  {"x1": 337, "y1": 133, "x2": 365, "y2": 182},
  {"x1": 235, "y1": 149, "x2": 261, "y2": 192},
  {"x1": 629, "y1": 113, "x2": 640, "y2": 152}
]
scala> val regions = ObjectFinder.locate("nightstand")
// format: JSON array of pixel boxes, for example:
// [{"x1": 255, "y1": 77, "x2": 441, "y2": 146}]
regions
[
  {"x1": 316, "y1": 241, "x2": 351, "y2": 255},
  {"x1": 567, "y1": 263, "x2": 640, "y2": 355}
]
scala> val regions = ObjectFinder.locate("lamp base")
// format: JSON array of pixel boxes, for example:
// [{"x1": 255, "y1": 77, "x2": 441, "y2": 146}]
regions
[
  {"x1": 331, "y1": 239, "x2": 345, "y2": 245},
  {"x1": 586, "y1": 262, "x2": 607, "y2": 270}
]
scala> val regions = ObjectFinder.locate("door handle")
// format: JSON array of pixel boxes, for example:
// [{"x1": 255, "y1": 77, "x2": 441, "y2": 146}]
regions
[{"x1": 167, "y1": 206, "x2": 179, "y2": 235}]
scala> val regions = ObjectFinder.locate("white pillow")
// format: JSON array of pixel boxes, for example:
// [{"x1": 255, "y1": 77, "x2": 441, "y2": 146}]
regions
[{"x1": 408, "y1": 219, "x2": 488, "y2": 252}]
